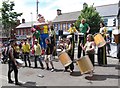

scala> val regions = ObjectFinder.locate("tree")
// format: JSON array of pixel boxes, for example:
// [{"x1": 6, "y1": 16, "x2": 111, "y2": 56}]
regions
[
  {"x1": 0, "y1": 0, "x2": 22, "y2": 40},
  {"x1": 75, "y1": 3, "x2": 102, "y2": 34}
]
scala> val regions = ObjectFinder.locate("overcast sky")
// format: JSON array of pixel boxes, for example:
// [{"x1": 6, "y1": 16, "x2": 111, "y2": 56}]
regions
[{"x1": 0, "y1": 0, "x2": 119, "y2": 22}]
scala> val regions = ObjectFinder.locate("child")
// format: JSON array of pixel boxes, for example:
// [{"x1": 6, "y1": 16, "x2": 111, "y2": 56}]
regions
[
  {"x1": 80, "y1": 34, "x2": 95, "y2": 77},
  {"x1": 65, "y1": 37, "x2": 74, "y2": 73},
  {"x1": 80, "y1": 34, "x2": 95, "y2": 66},
  {"x1": 44, "y1": 38, "x2": 55, "y2": 72}
]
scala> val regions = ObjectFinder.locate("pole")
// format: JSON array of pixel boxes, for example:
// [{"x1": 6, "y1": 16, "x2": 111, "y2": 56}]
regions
[{"x1": 36, "y1": 0, "x2": 39, "y2": 20}]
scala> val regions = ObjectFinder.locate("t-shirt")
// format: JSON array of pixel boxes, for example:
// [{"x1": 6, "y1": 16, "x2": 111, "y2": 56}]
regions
[
  {"x1": 46, "y1": 43, "x2": 53, "y2": 55},
  {"x1": 79, "y1": 23, "x2": 89, "y2": 34},
  {"x1": 34, "y1": 44, "x2": 41, "y2": 56}
]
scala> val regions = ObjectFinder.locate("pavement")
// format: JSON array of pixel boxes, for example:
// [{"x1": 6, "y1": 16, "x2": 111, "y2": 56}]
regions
[
  {"x1": 0, "y1": 55, "x2": 120, "y2": 87},
  {"x1": 0, "y1": 43, "x2": 120, "y2": 87}
]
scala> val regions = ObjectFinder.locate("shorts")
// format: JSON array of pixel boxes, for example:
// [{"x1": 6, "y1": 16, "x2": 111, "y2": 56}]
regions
[{"x1": 44, "y1": 54, "x2": 53, "y2": 62}]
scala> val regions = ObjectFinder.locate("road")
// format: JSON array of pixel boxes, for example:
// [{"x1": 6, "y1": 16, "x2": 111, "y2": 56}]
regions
[
  {"x1": 0, "y1": 55, "x2": 120, "y2": 87},
  {"x1": 0, "y1": 43, "x2": 119, "y2": 87}
]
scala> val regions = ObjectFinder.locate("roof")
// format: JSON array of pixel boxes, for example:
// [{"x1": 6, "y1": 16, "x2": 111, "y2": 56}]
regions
[
  {"x1": 53, "y1": 11, "x2": 80, "y2": 23},
  {"x1": 96, "y1": 3, "x2": 118, "y2": 17},
  {"x1": 16, "y1": 21, "x2": 49, "y2": 29},
  {"x1": 16, "y1": 22, "x2": 33, "y2": 29},
  {"x1": 53, "y1": 3, "x2": 118, "y2": 22}
]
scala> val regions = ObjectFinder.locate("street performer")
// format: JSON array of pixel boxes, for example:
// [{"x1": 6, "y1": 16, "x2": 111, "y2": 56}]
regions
[
  {"x1": 65, "y1": 36, "x2": 74, "y2": 73},
  {"x1": 78, "y1": 18, "x2": 90, "y2": 58},
  {"x1": 67, "y1": 23, "x2": 78, "y2": 61},
  {"x1": 98, "y1": 22, "x2": 107, "y2": 66},
  {"x1": 8, "y1": 39, "x2": 22, "y2": 85}
]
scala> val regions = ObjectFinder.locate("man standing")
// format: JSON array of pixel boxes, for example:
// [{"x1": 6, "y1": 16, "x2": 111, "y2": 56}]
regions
[
  {"x1": 33, "y1": 39, "x2": 44, "y2": 68},
  {"x1": 78, "y1": 18, "x2": 90, "y2": 58},
  {"x1": 22, "y1": 39, "x2": 31, "y2": 67},
  {"x1": 8, "y1": 39, "x2": 22, "y2": 85}
]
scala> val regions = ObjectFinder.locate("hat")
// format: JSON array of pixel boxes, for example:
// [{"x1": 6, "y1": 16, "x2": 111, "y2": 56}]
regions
[{"x1": 35, "y1": 39, "x2": 38, "y2": 42}]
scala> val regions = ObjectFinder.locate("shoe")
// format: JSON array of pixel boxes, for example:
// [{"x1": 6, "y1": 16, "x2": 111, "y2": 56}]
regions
[
  {"x1": 34, "y1": 67, "x2": 37, "y2": 68},
  {"x1": 46, "y1": 67, "x2": 49, "y2": 70},
  {"x1": 41, "y1": 67, "x2": 45, "y2": 69},
  {"x1": 8, "y1": 80, "x2": 14, "y2": 83},
  {"x1": 70, "y1": 70, "x2": 73, "y2": 73},
  {"x1": 64, "y1": 69, "x2": 69, "y2": 72},
  {"x1": 51, "y1": 69, "x2": 54, "y2": 72},
  {"x1": 15, "y1": 82, "x2": 23, "y2": 85}
]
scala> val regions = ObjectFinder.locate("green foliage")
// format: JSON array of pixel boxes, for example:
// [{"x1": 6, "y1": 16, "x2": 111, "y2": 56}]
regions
[
  {"x1": 75, "y1": 3, "x2": 103, "y2": 34},
  {"x1": 0, "y1": 0, "x2": 22, "y2": 37}
]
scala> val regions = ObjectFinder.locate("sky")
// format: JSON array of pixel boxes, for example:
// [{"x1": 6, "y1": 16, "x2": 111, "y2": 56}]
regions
[{"x1": 0, "y1": 0, "x2": 119, "y2": 22}]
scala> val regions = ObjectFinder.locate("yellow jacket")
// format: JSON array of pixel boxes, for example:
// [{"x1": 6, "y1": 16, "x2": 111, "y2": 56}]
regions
[
  {"x1": 68, "y1": 27, "x2": 77, "y2": 34},
  {"x1": 22, "y1": 43, "x2": 30, "y2": 53}
]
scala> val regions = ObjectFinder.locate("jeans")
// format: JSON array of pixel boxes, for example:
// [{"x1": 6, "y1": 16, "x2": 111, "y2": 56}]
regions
[
  {"x1": 8, "y1": 60, "x2": 18, "y2": 83},
  {"x1": 34, "y1": 55, "x2": 44, "y2": 68}
]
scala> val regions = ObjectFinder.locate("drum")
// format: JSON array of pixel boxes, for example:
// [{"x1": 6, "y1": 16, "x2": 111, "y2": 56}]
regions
[
  {"x1": 76, "y1": 56, "x2": 93, "y2": 74},
  {"x1": 94, "y1": 33, "x2": 106, "y2": 47},
  {"x1": 58, "y1": 51, "x2": 72, "y2": 67},
  {"x1": 16, "y1": 59, "x2": 24, "y2": 67},
  {"x1": 113, "y1": 29, "x2": 120, "y2": 44}
]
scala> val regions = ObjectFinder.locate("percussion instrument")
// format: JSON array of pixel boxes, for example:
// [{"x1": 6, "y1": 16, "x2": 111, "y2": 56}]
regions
[
  {"x1": 94, "y1": 33, "x2": 106, "y2": 47},
  {"x1": 16, "y1": 59, "x2": 24, "y2": 67},
  {"x1": 76, "y1": 56, "x2": 93, "y2": 74},
  {"x1": 58, "y1": 51, "x2": 72, "y2": 67},
  {"x1": 112, "y1": 29, "x2": 120, "y2": 44}
]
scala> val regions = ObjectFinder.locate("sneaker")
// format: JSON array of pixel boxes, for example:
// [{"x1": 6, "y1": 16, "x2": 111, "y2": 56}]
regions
[
  {"x1": 70, "y1": 70, "x2": 73, "y2": 73},
  {"x1": 51, "y1": 69, "x2": 54, "y2": 72},
  {"x1": 8, "y1": 80, "x2": 14, "y2": 84},
  {"x1": 15, "y1": 82, "x2": 23, "y2": 85}
]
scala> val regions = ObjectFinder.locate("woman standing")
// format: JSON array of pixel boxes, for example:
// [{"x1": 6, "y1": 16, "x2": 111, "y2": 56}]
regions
[{"x1": 98, "y1": 22, "x2": 107, "y2": 66}]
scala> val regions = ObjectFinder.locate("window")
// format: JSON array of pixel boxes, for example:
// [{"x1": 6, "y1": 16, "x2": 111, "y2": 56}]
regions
[
  {"x1": 103, "y1": 19, "x2": 108, "y2": 26},
  {"x1": 17, "y1": 30, "x2": 20, "y2": 35},
  {"x1": 67, "y1": 23, "x2": 71, "y2": 29},
  {"x1": 58, "y1": 24, "x2": 60, "y2": 30},
  {"x1": 62, "y1": 24, "x2": 66, "y2": 31}
]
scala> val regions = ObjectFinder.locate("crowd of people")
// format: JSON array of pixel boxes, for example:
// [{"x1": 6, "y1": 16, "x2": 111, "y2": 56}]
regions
[{"x1": 0, "y1": 18, "x2": 115, "y2": 85}]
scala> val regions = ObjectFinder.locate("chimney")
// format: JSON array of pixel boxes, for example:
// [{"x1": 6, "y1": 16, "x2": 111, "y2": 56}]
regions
[
  {"x1": 83, "y1": 2, "x2": 88, "y2": 9},
  {"x1": 17, "y1": 20, "x2": 20, "y2": 25},
  {"x1": 22, "y1": 19, "x2": 25, "y2": 23},
  {"x1": 57, "y1": 9, "x2": 62, "y2": 16}
]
